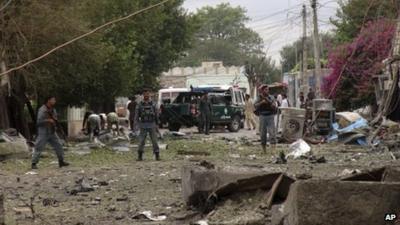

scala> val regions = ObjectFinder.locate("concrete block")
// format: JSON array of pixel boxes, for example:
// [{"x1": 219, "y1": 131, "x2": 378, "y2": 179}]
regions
[
  {"x1": 181, "y1": 165, "x2": 267, "y2": 207},
  {"x1": 284, "y1": 180, "x2": 400, "y2": 225}
]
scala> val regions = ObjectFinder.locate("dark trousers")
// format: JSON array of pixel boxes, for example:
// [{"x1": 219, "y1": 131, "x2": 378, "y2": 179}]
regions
[
  {"x1": 138, "y1": 127, "x2": 159, "y2": 154},
  {"x1": 32, "y1": 133, "x2": 64, "y2": 164},
  {"x1": 199, "y1": 113, "x2": 211, "y2": 134}
]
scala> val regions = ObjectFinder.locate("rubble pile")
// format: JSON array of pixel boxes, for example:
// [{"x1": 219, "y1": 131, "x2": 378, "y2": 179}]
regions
[{"x1": 182, "y1": 165, "x2": 400, "y2": 225}]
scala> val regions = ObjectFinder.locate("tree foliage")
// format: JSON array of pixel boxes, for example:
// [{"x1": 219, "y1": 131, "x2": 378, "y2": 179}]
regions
[
  {"x1": 279, "y1": 33, "x2": 334, "y2": 73},
  {"x1": 322, "y1": 19, "x2": 395, "y2": 110},
  {"x1": 331, "y1": 0, "x2": 398, "y2": 43},
  {"x1": 178, "y1": 3, "x2": 264, "y2": 66}
]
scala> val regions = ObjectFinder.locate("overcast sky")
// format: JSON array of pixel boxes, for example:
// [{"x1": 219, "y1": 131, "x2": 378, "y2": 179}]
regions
[{"x1": 183, "y1": 0, "x2": 339, "y2": 65}]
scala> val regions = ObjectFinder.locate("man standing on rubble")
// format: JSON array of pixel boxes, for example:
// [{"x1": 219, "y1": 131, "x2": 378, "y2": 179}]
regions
[
  {"x1": 31, "y1": 96, "x2": 69, "y2": 169},
  {"x1": 198, "y1": 92, "x2": 212, "y2": 135},
  {"x1": 254, "y1": 85, "x2": 277, "y2": 152},
  {"x1": 134, "y1": 89, "x2": 160, "y2": 161}
]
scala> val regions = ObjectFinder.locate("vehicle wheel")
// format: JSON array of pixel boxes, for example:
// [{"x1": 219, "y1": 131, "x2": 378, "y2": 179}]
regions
[
  {"x1": 168, "y1": 123, "x2": 181, "y2": 132},
  {"x1": 228, "y1": 115, "x2": 241, "y2": 132}
]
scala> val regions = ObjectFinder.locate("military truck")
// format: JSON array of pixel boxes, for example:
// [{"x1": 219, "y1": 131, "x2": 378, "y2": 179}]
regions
[{"x1": 161, "y1": 86, "x2": 246, "y2": 132}]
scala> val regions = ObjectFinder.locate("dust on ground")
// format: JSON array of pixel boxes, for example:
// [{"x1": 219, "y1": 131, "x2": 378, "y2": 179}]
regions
[{"x1": 1, "y1": 128, "x2": 399, "y2": 225}]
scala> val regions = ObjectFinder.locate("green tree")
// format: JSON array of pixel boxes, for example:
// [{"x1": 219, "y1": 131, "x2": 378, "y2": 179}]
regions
[
  {"x1": 280, "y1": 33, "x2": 334, "y2": 73},
  {"x1": 331, "y1": 0, "x2": 398, "y2": 43},
  {"x1": 85, "y1": 0, "x2": 193, "y2": 98},
  {"x1": 178, "y1": 3, "x2": 264, "y2": 66},
  {"x1": 0, "y1": 0, "x2": 193, "y2": 136}
]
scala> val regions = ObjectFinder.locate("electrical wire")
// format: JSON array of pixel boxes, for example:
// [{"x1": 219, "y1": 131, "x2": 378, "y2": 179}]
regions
[
  {"x1": 0, "y1": 0, "x2": 170, "y2": 77},
  {"x1": 0, "y1": 0, "x2": 12, "y2": 13}
]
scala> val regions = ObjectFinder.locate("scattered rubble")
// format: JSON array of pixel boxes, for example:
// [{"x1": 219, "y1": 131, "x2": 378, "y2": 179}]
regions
[
  {"x1": 0, "y1": 128, "x2": 30, "y2": 160},
  {"x1": 132, "y1": 211, "x2": 167, "y2": 221}
]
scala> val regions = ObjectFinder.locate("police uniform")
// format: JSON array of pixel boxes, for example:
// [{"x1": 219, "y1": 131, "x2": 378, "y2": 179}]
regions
[
  {"x1": 32, "y1": 104, "x2": 68, "y2": 169},
  {"x1": 198, "y1": 95, "x2": 212, "y2": 135},
  {"x1": 134, "y1": 100, "x2": 159, "y2": 160}
]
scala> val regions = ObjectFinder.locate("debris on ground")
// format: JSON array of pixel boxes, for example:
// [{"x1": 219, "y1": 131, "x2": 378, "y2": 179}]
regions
[
  {"x1": 132, "y1": 211, "x2": 167, "y2": 221},
  {"x1": 67, "y1": 177, "x2": 95, "y2": 195},
  {"x1": 308, "y1": 155, "x2": 326, "y2": 164},
  {"x1": 287, "y1": 139, "x2": 311, "y2": 159},
  {"x1": 273, "y1": 151, "x2": 287, "y2": 164},
  {"x1": 0, "y1": 128, "x2": 30, "y2": 159}
]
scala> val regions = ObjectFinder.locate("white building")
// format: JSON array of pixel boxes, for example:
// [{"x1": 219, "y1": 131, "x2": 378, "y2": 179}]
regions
[{"x1": 160, "y1": 61, "x2": 250, "y2": 94}]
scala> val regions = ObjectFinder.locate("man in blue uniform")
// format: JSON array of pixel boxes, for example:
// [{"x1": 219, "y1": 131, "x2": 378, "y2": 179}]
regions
[{"x1": 134, "y1": 89, "x2": 160, "y2": 161}]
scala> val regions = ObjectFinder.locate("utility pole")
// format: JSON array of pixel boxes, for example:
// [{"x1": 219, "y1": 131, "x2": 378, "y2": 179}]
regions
[
  {"x1": 311, "y1": 0, "x2": 322, "y2": 97},
  {"x1": 301, "y1": 4, "x2": 308, "y2": 95}
]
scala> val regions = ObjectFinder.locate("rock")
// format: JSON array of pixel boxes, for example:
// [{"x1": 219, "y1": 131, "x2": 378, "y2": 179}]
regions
[
  {"x1": 42, "y1": 198, "x2": 59, "y2": 207},
  {"x1": 308, "y1": 156, "x2": 326, "y2": 164},
  {"x1": 116, "y1": 196, "x2": 128, "y2": 202},
  {"x1": 295, "y1": 173, "x2": 312, "y2": 180},
  {"x1": 199, "y1": 160, "x2": 214, "y2": 169},
  {"x1": 98, "y1": 181, "x2": 109, "y2": 186},
  {"x1": 108, "y1": 205, "x2": 116, "y2": 212},
  {"x1": 79, "y1": 178, "x2": 94, "y2": 192},
  {"x1": 115, "y1": 214, "x2": 125, "y2": 220},
  {"x1": 284, "y1": 180, "x2": 400, "y2": 225}
]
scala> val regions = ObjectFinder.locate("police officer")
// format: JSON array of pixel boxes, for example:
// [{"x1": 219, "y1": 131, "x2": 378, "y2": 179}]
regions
[
  {"x1": 198, "y1": 92, "x2": 212, "y2": 135},
  {"x1": 31, "y1": 96, "x2": 69, "y2": 169},
  {"x1": 134, "y1": 89, "x2": 160, "y2": 161}
]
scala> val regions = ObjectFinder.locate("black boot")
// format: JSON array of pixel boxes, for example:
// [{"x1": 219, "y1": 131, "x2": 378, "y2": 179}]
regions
[
  {"x1": 137, "y1": 152, "x2": 143, "y2": 161},
  {"x1": 59, "y1": 160, "x2": 70, "y2": 168},
  {"x1": 155, "y1": 152, "x2": 160, "y2": 161},
  {"x1": 31, "y1": 163, "x2": 38, "y2": 170}
]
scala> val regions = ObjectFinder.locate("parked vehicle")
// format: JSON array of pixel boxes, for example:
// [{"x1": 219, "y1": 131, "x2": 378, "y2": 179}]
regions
[
  {"x1": 157, "y1": 88, "x2": 189, "y2": 128},
  {"x1": 162, "y1": 86, "x2": 245, "y2": 132}
]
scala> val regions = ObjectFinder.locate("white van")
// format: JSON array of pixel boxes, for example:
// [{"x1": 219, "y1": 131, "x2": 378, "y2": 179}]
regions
[{"x1": 157, "y1": 88, "x2": 190, "y2": 109}]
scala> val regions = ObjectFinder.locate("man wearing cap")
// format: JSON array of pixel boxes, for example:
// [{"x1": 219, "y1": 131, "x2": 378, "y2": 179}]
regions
[
  {"x1": 254, "y1": 85, "x2": 278, "y2": 152},
  {"x1": 134, "y1": 89, "x2": 160, "y2": 161}
]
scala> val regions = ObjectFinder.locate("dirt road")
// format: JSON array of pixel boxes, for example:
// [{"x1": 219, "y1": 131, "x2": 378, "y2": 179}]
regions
[{"x1": 0, "y1": 129, "x2": 398, "y2": 224}]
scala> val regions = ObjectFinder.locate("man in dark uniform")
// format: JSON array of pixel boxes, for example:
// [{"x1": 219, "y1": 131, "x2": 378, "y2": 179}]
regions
[
  {"x1": 31, "y1": 96, "x2": 69, "y2": 169},
  {"x1": 198, "y1": 92, "x2": 212, "y2": 135},
  {"x1": 134, "y1": 89, "x2": 160, "y2": 161}
]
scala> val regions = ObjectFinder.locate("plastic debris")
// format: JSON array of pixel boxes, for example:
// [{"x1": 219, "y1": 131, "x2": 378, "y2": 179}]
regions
[{"x1": 287, "y1": 139, "x2": 311, "y2": 159}]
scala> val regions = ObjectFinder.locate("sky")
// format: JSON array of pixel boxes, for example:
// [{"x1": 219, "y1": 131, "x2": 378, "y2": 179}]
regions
[{"x1": 183, "y1": 0, "x2": 339, "y2": 65}]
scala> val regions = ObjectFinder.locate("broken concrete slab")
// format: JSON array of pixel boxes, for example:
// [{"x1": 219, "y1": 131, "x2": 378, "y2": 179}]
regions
[
  {"x1": 284, "y1": 180, "x2": 400, "y2": 225},
  {"x1": 340, "y1": 166, "x2": 400, "y2": 182},
  {"x1": 182, "y1": 166, "x2": 268, "y2": 207},
  {"x1": 181, "y1": 165, "x2": 295, "y2": 211},
  {"x1": 0, "y1": 130, "x2": 29, "y2": 159}
]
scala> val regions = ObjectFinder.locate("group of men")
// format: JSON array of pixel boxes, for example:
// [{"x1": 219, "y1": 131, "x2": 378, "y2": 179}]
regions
[
  {"x1": 82, "y1": 111, "x2": 120, "y2": 142},
  {"x1": 31, "y1": 89, "x2": 160, "y2": 169},
  {"x1": 30, "y1": 85, "x2": 298, "y2": 169}
]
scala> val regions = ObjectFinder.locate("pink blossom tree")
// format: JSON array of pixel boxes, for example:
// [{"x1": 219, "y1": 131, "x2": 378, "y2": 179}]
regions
[{"x1": 322, "y1": 19, "x2": 395, "y2": 110}]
